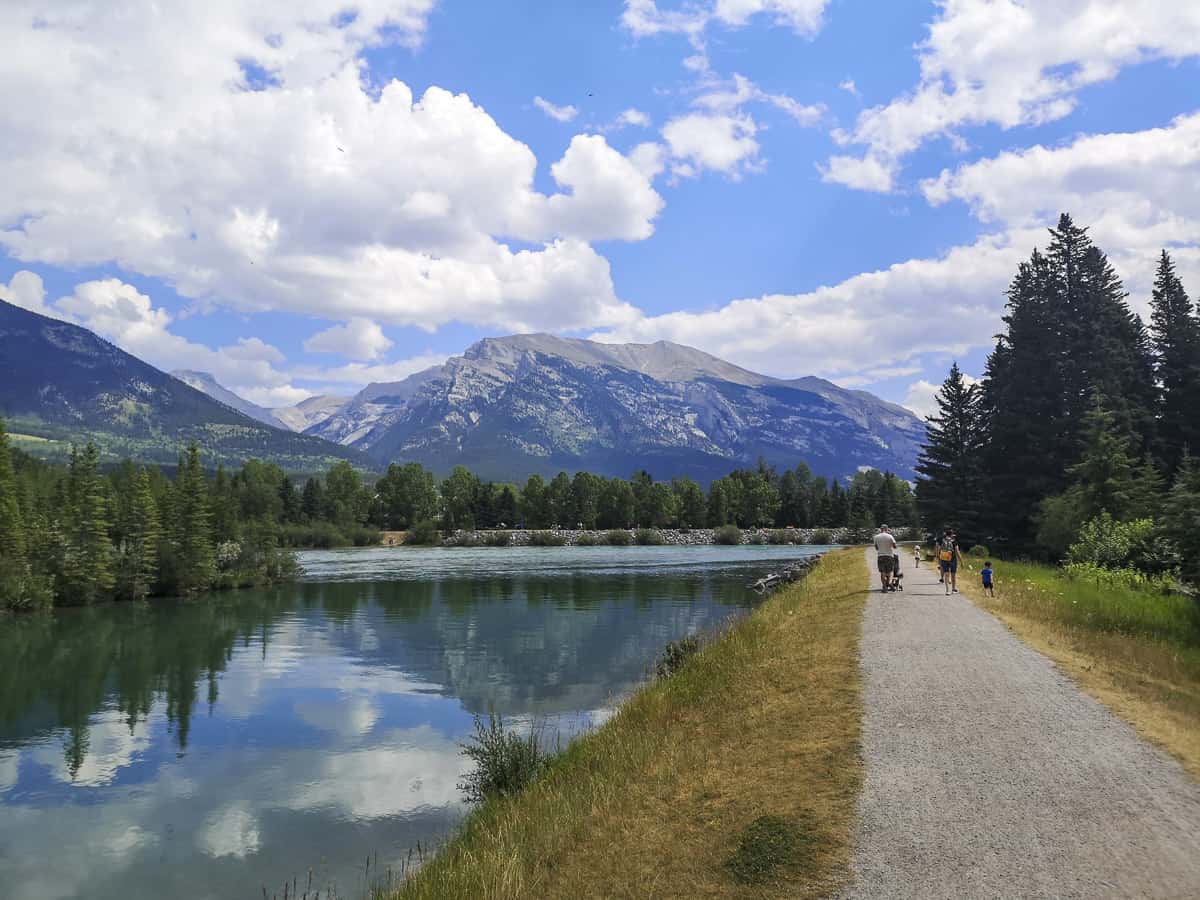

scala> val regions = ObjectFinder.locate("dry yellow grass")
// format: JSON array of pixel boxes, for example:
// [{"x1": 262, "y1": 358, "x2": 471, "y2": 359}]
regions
[
  {"x1": 956, "y1": 560, "x2": 1200, "y2": 779},
  {"x1": 386, "y1": 548, "x2": 869, "y2": 900}
]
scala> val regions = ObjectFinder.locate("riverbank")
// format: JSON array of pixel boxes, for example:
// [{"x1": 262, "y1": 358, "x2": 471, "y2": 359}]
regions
[
  {"x1": 385, "y1": 547, "x2": 868, "y2": 899},
  {"x1": 954, "y1": 557, "x2": 1200, "y2": 778}
]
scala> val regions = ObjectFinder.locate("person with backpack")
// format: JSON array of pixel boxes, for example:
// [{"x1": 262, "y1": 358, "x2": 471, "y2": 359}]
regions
[
  {"x1": 872, "y1": 525, "x2": 898, "y2": 593},
  {"x1": 938, "y1": 529, "x2": 962, "y2": 595}
]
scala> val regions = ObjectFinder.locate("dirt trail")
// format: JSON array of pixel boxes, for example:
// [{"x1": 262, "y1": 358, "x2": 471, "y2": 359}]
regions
[{"x1": 842, "y1": 547, "x2": 1200, "y2": 899}]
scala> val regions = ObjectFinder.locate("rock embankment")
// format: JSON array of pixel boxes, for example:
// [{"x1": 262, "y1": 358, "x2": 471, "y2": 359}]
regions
[{"x1": 423, "y1": 527, "x2": 854, "y2": 547}]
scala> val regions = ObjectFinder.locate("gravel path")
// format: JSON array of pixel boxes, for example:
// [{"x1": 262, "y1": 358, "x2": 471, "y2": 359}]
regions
[{"x1": 842, "y1": 547, "x2": 1200, "y2": 899}]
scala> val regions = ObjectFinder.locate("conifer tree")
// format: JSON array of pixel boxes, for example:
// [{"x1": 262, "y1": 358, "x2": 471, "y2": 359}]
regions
[
  {"x1": 173, "y1": 443, "x2": 214, "y2": 594},
  {"x1": 118, "y1": 468, "x2": 160, "y2": 601},
  {"x1": 1148, "y1": 250, "x2": 1200, "y2": 471},
  {"x1": 0, "y1": 417, "x2": 25, "y2": 563},
  {"x1": 1162, "y1": 452, "x2": 1200, "y2": 586},
  {"x1": 1066, "y1": 395, "x2": 1143, "y2": 521},
  {"x1": 62, "y1": 443, "x2": 115, "y2": 604},
  {"x1": 915, "y1": 363, "x2": 985, "y2": 539}
]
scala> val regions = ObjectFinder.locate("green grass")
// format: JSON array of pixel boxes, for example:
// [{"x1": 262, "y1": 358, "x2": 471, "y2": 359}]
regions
[{"x1": 978, "y1": 558, "x2": 1200, "y2": 647}]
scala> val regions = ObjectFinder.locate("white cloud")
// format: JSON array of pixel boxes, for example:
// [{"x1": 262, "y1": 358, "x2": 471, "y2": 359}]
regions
[
  {"x1": 693, "y1": 73, "x2": 823, "y2": 125},
  {"x1": 304, "y1": 317, "x2": 394, "y2": 361},
  {"x1": 0, "y1": 270, "x2": 54, "y2": 317},
  {"x1": 622, "y1": 0, "x2": 829, "y2": 38},
  {"x1": 533, "y1": 95, "x2": 579, "y2": 122},
  {"x1": 0, "y1": 2, "x2": 661, "y2": 338},
  {"x1": 839, "y1": 78, "x2": 859, "y2": 98},
  {"x1": 292, "y1": 351, "x2": 449, "y2": 386},
  {"x1": 903, "y1": 373, "x2": 979, "y2": 419},
  {"x1": 922, "y1": 111, "x2": 1200, "y2": 310},
  {"x1": 611, "y1": 108, "x2": 652, "y2": 130},
  {"x1": 662, "y1": 113, "x2": 761, "y2": 179},
  {"x1": 821, "y1": 153, "x2": 895, "y2": 193},
  {"x1": 826, "y1": 0, "x2": 1200, "y2": 191}
]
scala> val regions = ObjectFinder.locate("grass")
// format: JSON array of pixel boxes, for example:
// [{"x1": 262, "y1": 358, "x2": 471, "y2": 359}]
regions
[
  {"x1": 383, "y1": 548, "x2": 868, "y2": 900},
  {"x1": 957, "y1": 557, "x2": 1200, "y2": 778}
]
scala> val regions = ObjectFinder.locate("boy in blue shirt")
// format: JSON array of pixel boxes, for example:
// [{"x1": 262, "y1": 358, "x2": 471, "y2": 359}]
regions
[{"x1": 981, "y1": 561, "x2": 995, "y2": 597}]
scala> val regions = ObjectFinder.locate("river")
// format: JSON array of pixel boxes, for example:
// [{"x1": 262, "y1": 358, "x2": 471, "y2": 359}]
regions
[{"x1": 0, "y1": 544, "x2": 825, "y2": 900}]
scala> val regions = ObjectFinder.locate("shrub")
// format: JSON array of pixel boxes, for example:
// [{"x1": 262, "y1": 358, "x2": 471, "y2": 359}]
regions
[
  {"x1": 604, "y1": 529, "x2": 632, "y2": 546},
  {"x1": 809, "y1": 529, "x2": 833, "y2": 545},
  {"x1": 1067, "y1": 513, "x2": 1155, "y2": 570},
  {"x1": 634, "y1": 528, "x2": 664, "y2": 546},
  {"x1": 714, "y1": 524, "x2": 742, "y2": 545},
  {"x1": 405, "y1": 519, "x2": 441, "y2": 546},
  {"x1": 575, "y1": 532, "x2": 599, "y2": 546},
  {"x1": 529, "y1": 530, "x2": 566, "y2": 547},
  {"x1": 483, "y1": 530, "x2": 511, "y2": 547},
  {"x1": 346, "y1": 525, "x2": 381, "y2": 547},
  {"x1": 967, "y1": 544, "x2": 989, "y2": 558},
  {"x1": 1063, "y1": 562, "x2": 1177, "y2": 595},
  {"x1": 457, "y1": 715, "x2": 550, "y2": 805},
  {"x1": 455, "y1": 532, "x2": 481, "y2": 548},
  {"x1": 767, "y1": 529, "x2": 795, "y2": 545},
  {"x1": 655, "y1": 635, "x2": 702, "y2": 678},
  {"x1": 725, "y1": 815, "x2": 813, "y2": 885},
  {"x1": 747, "y1": 531, "x2": 768, "y2": 545}
]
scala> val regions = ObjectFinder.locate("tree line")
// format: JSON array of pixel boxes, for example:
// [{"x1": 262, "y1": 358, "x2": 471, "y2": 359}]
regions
[
  {"x1": 369, "y1": 460, "x2": 916, "y2": 535},
  {"x1": 916, "y1": 214, "x2": 1200, "y2": 587}
]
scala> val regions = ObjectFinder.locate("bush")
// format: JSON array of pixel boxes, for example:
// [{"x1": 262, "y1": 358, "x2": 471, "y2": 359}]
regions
[
  {"x1": 1063, "y1": 562, "x2": 1177, "y2": 595},
  {"x1": 346, "y1": 525, "x2": 381, "y2": 547},
  {"x1": 455, "y1": 532, "x2": 481, "y2": 548},
  {"x1": 634, "y1": 528, "x2": 664, "y2": 546},
  {"x1": 457, "y1": 715, "x2": 550, "y2": 805},
  {"x1": 747, "y1": 531, "x2": 768, "y2": 545},
  {"x1": 714, "y1": 524, "x2": 742, "y2": 545},
  {"x1": 529, "y1": 530, "x2": 566, "y2": 547},
  {"x1": 405, "y1": 518, "x2": 441, "y2": 546},
  {"x1": 967, "y1": 544, "x2": 989, "y2": 558},
  {"x1": 604, "y1": 529, "x2": 632, "y2": 546},
  {"x1": 767, "y1": 529, "x2": 796, "y2": 545},
  {"x1": 483, "y1": 530, "x2": 511, "y2": 547},
  {"x1": 1067, "y1": 513, "x2": 1156, "y2": 570},
  {"x1": 655, "y1": 635, "x2": 701, "y2": 678},
  {"x1": 809, "y1": 529, "x2": 833, "y2": 545},
  {"x1": 575, "y1": 532, "x2": 599, "y2": 546}
]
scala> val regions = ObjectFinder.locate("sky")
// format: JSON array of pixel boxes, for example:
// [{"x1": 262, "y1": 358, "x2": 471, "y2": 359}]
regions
[{"x1": 1, "y1": 1, "x2": 1198, "y2": 417}]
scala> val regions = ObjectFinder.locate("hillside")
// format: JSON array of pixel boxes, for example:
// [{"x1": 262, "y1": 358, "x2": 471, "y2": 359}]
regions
[
  {"x1": 307, "y1": 334, "x2": 924, "y2": 482},
  {"x1": 0, "y1": 299, "x2": 370, "y2": 472},
  {"x1": 172, "y1": 369, "x2": 288, "y2": 429}
]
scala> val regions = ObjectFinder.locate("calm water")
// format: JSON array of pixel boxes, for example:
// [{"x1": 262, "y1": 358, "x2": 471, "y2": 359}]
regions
[{"x1": 0, "y1": 544, "x2": 823, "y2": 900}]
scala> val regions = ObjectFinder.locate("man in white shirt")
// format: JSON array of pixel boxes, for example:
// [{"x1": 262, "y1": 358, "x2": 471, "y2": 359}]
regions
[{"x1": 872, "y1": 525, "x2": 898, "y2": 592}]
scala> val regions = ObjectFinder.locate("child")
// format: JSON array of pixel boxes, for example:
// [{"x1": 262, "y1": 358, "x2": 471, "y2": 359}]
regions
[
  {"x1": 913, "y1": 545, "x2": 921, "y2": 568},
  {"x1": 981, "y1": 561, "x2": 995, "y2": 597}
]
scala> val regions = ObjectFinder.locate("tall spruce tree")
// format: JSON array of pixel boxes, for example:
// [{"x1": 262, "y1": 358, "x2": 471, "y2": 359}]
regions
[
  {"x1": 173, "y1": 443, "x2": 214, "y2": 594},
  {"x1": 118, "y1": 468, "x2": 161, "y2": 601},
  {"x1": 0, "y1": 417, "x2": 25, "y2": 563},
  {"x1": 1162, "y1": 452, "x2": 1200, "y2": 586},
  {"x1": 915, "y1": 363, "x2": 986, "y2": 539},
  {"x1": 1148, "y1": 250, "x2": 1200, "y2": 472},
  {"x1": 62, "y1": 443, "x2": 115, "y2": 604}
]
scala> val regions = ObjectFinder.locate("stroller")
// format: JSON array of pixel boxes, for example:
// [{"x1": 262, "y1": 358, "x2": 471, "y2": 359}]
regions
[{"x1": 888, "y1": 557, "x2": 904, "y2": 591}]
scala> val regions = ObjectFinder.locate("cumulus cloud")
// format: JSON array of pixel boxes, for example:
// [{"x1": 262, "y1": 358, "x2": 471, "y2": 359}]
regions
[
  {"x1": 903, "y1": 373, "x2": 979, "y2": 419},
  {"x1": 533, "y1": 96, "x2": 578, "y2": 122},
  {"x1": 0, "y1": 270, "x2": 55, "y2": 317},
  {"x1": 662, "y1": 113, "x2": 761, "y2": 179},
  {"x1": 825, "y1": 0, "x2": 1200, "y2": 191},
  {"x1": 304, "y1": 318, "x2": 394, "y2": 361},
  {"x1": 0, "y1": 2, "x2": 661, "y2": 337},
  {"x1": 622, "y1": 0, "x2": 830, "y2": 38}
]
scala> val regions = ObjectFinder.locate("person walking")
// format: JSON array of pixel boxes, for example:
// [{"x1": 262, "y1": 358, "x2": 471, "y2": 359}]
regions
[
  {"x1": 873, "y1": 525, "x2": 898, "y2": 593},
  {"x1": 913, "y1": 544, "x2": 921, "y2": 568},
  {"x1": 937, "y1": 528, "x2": 962, "y2": 595}
]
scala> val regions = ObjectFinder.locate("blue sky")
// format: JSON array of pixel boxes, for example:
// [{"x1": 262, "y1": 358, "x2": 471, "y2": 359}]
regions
[{"x1": 2, "y1": 1, "x2": 1198, "y2": 415}]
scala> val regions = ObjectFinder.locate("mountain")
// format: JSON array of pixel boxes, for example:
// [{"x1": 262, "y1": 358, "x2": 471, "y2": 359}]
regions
[
  {"x1": 172, "y1": 369, "x2": 288, "y2": 429},
  {"x1": 270, "y1": 394, "x2": 350, "y2": 433},
  {"x1": 0, "y1": 299, "x2": 370, "y2": 472},
  {"x1": 307, "y1": 334, "x2": 925, "y2": 483}
]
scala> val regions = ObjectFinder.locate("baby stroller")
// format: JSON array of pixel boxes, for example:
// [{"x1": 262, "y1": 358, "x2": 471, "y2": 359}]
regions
[{"x1": 889, "y1": 560, "x2": 904, "y2": 592}]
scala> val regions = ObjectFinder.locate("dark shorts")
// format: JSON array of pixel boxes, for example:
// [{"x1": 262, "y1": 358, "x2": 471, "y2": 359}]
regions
[
  {"x1": 939, "y1": 558, "x2": 957, "y2": 574},
  {"x1": 877, "y1": 555, "x2": 895, "y2": 574}
]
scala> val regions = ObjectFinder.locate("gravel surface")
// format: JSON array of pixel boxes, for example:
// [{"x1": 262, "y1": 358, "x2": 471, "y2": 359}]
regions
[{"x1": 842, "y1": 548, "x2": 1200, "y2": 899}]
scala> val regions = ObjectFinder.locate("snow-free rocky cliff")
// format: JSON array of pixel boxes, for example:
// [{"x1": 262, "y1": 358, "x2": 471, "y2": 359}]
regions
[{"x1": 306, "y1": 334, "x2": 925, "y2": 483}]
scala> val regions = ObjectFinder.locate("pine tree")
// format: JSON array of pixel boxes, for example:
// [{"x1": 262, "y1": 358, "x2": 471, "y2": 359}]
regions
[
  {"x1": 1148, "y1": 250, "x2": 1200, "y2": 472},
  {"x1": 0, "y1": 417, "x2": 25, "y2": 562},
  {"x1": 1066, "y1": 394, "x2": 1142, "y2": 522},
  {"x1": 1162, "y1": 452, "x2": 1200, "y2": 586},
  {"x1": 173, "y1": 443, "x2": 214, "y2": 594},
  {"x1": 915, "y1": 363, "x2": 986, "y2": 540},
  {"x1": 62, "y1": 443, "x2": 115, "y2": 604},
  {"x1": 118, "y1": 468, "x2": 160, "y2": 601}
]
